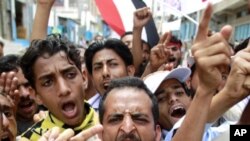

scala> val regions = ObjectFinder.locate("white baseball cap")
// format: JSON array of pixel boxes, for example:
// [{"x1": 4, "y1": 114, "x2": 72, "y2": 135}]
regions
[{"x1": 143, "y1": 67, "x2": 191, "y2": 94}]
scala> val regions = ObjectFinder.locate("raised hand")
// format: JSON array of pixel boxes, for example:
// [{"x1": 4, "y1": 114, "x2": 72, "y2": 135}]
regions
[
  {"x1": 70, "y1": 124, "x2": 103, "y2": 141},
  {"x1": 31, "y1": 0, "x2": 56, "y2": 40},
  {"x1": 132, "y1": 7, "x2": 152, "y2": 74},
  {"x1": 224, "y1": 40, "x2": 250, "y2": 98},
  {"x1": 172, "y1": 4, "x2": 232, "y2": 141},
  {"x1": 33, "y1": 110, "x2": 47, "y2": 123},
  {"x1": 0, "y1": 72, "x2": 19, "y2": 104},
  {"x1": 133, "y1": 7, "x2": 152, "y2": 29},
  {"x1": 37, "y1": 0, "x2": 56, "y2": 7},
  {"x1": 191, "y1": 3, "x2": 232, "y2": 92},
  {"x1": 149, "y1": 32, "x2": 171, "y2": 71},
  {"x1": 38, "y1": 124, "x2": 103, "y2": 141},
  {"x1": 38, "y1": 127, "x2": 75, "y2": 141}
]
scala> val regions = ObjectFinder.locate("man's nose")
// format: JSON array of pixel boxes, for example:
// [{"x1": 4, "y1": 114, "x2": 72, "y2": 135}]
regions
[
  {"x1": 2, "y1": 114, "x2": 9, "y2": 129},
  {"x1": 19, "y1": 86, "x2": 30, "y2": 97},
  {"x1": 57, "y1": 79, "x2": 71, "y2": 97},
  {"x1": 102, "y1": 65, "x2": 109, "y2": 77},
  {"x1": 168, "y1": 94, "x2": 178, "y2": 105},
  {"x1": 120, "y1": 116, "x2": 135, "y2": 134}
]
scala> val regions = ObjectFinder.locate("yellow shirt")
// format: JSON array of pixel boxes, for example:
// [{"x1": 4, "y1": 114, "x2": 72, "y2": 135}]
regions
[{"x1": 20, "y1": 102, "x2": 98, "y2": 141}]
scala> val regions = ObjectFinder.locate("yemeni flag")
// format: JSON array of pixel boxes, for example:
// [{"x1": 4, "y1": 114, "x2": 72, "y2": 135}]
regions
[{"x1": 95, "y1": 0, "x2": 159, "y2": 48}]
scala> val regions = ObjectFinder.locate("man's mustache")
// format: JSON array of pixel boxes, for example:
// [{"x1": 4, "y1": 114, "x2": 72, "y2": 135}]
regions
[{"x1": 117, "y1": 133, "x2": 140, "y2": 141}]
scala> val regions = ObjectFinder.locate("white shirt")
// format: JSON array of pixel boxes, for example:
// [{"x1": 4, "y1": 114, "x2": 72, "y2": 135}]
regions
[{"x1": 87, "y1": 93, "x2": 102, "y2": 112}]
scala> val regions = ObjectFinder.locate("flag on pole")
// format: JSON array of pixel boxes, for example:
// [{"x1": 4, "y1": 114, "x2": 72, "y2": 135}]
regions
[{"x1": 95, "y1": 0, "x2": 159, "y2": 47}]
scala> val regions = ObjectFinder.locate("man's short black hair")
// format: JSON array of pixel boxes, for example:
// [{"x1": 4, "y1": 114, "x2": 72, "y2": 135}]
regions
[
  {"x1": 99, "y1": 77, "x2": 159, "y2": 126},
  {"x1": 120, "y1": 31, "x2": 133, "y2": 40},
  {"x1": 142, "y1": 39, "x2": 152, "y2": 49},
  {"x1": 170, "y1": 36, "x2": 182, "y2": 47},
  {"x1": 20, "y1": 34, "x2": 81, "y2": 89},
  {"x1": 0, "y1": 54, "x2": 20, "y2": 73}
]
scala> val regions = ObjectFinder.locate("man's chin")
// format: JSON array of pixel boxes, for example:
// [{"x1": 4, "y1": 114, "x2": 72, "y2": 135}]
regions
[
  {"x1": 170, "y1": 117, "x2": 182, "y2": 126},
  {"x1": 17, "y1": 113, "x2": 35, "y2": 120}
]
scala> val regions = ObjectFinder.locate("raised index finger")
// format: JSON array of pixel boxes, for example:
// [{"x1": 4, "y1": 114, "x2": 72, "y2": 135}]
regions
[
  {"x1": 159, "y1": 31, "x2": 171, "y2": 45},
  {"x1": 195, "y1": 3, "x2": 213, "y2": 42}
]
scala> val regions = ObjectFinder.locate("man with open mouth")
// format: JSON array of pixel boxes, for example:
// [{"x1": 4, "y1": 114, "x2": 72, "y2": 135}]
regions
[
  {"x1": 84, "y1": 38, "x2": 135, "y2": 111},
  {"x1": 164, "y1": 36, "x2": 183, "y2": 68},
  {"x1": 0, "y1": 55, "x2": 39, "y2": 135},
  {"x1": 19, "y1": 35, "x2": 99, "y2": 140},
  {"x1": 144, "y1": 67, "x2": 192, "y2": 139}
]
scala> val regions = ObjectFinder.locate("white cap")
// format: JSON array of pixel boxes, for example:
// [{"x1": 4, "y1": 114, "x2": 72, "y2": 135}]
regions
[{"x1": 143, "y1": 67, "x2": 191, "y2": 94}]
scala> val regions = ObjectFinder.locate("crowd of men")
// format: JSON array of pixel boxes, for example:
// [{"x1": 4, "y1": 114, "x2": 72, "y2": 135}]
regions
[{"x1": 1, "y1": 0, "x2": 250, "y2": 141}]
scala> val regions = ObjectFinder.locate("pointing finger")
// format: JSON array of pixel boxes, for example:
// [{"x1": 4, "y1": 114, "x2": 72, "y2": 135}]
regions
[{"x1": 195, "y1": 3, "x2": 213, "y2": 42}]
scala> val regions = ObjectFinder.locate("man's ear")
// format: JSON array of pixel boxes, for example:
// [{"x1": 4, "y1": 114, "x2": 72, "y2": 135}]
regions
[
  {"x1": 155, "y1": 124, "x2": 162, "y2": 141},
  {"x1": 127, "y1": 65, "x2": 135, "y2": 76},
  {"x1": 35, "y1": 94, "x2": 43, "y2": 105},
  {"x1": 81, "y1": 68, "x2": 88, "y2": 90}
]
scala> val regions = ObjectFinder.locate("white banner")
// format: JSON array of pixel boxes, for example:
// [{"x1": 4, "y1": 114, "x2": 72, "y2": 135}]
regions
[
  {"x1": 159, "y1": 0, "x2": 222, "y2": 14},
  {"x1": 162, "y1": 18, "x2": 182, "y2": 32},
  {"x1": 180, "y1": 0, "x2": 222, "y2": 14}
]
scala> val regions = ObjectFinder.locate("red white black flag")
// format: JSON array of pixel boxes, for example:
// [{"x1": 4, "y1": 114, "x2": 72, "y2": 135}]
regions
[{"x1": 95, "y1": 0, "x2": 159, "y2": 47}]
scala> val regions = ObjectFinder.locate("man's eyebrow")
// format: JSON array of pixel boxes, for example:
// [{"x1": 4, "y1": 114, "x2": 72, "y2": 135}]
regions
[
  {"x1": 61, "y1": 66, "x2": 77, "y2": 73},
  {"x1": 154, "y1": 89, "x2": 165, "y2": 96},
  {"x1": 155, "y1": 84, "x2": 184, "y2": 96},
  {"x1": 38, "y1": 66, "x2": 76, "y2": 80},
  {"x1": 107, "y1": 59, "x2": 117, "y2": 63},
  {"x1": 0, "y1": 105, "x2": 12, "y2": 111},
  {"x1": 37, "y1": 71, "x2": 53, "y2": 81},
  {"x1": 93, "y1": 58, "x2": 116, "y2": 65},
  {"x1": 172, "y1": 84, "x2": 183, "y2": 89},
  {"x1": 131, "y1": 113, "x2": 149, "y2": 118},
  {"x1": 107, "y1": 113, "x2": 123, "y2": 119}
]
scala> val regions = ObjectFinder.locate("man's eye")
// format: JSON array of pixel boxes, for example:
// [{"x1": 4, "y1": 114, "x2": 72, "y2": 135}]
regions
[
  {"x1": 172, "y1": 47, "x2": 178, "y2": 51},
  {"x1": 66, "y1": 72, "x2": 76, "y2": 79},
  {"x1": 4, "y1": 111, "x2": 13, "y2": 118},
  {"x1": 23, "y1": 83, "x2": 31, "y2": 88},
  {"x1": 157, "y1": 96, "x2": 167, "y2": 103},
  {"x1": 110, "y1": 63, "x2": 118, "y2": 67},
  {"x1": 42, "y1": 79, "x2": 52, "y2": 87},
  {"x1": 134, "y1": 118, "x2": 148, "y2": 124},
  {"x1": 108, "y1": 117, "x2": 122, "y2": 124},
  {"x1": 93, "y1": 66, "x2": 102, "y2": 71},
  {"x1": 176, "y1": 91, "x2": 184, "y2": 96},
  {"x1": 222, "y1": 74, "x2": 228, "y2": 80}
]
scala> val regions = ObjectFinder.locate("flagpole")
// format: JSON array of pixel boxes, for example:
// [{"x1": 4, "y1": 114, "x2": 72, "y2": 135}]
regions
[{"x1": 158, "y1": 0, "x2": 199, "y2": 26}]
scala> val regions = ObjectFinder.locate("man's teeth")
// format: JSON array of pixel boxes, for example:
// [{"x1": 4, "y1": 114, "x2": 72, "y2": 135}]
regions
[{"x1": 173, "y1": 106, "x2": 184, "y2": 111}]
